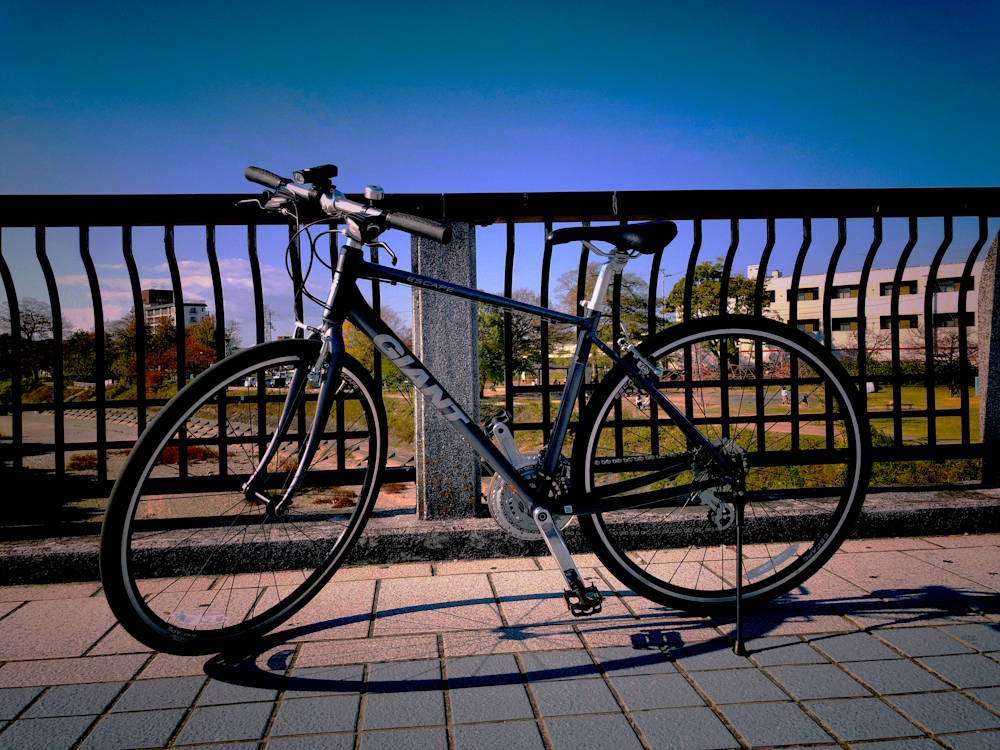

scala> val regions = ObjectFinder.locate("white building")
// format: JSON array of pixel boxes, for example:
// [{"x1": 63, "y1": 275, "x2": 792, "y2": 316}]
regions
[
  {"x1": 141, "y1": 289, "x2": 210, "y2": 327},
  {"x1": 747, "y1": 261, "x2": 983, "y2": 357}
]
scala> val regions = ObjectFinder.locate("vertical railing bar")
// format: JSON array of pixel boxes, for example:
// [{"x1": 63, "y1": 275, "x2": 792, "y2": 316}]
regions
[
  {"x1": 289, "y1": 223, "x2": 304, "y2": 335},
  {"x1": 248, "y1": 224, "x2": 265, "y2": 345},
  {"x1": 719, "y1": 219, "x2": 739, "y2": 440},
  {"x1": 164, "y1": 225, "x2": 189, "y2": 478},
  {"x1": 575, "y1": 223, "x2": 591, "y2": 414},
  {"x1": 856, "y1": 216, "x2": 882, "y2": 397},
  {"x1": 35, "y1": 226, "x2": 66, "y2": 479},
  {"x1": 789, "y1": 218, "x2": 812, "y2": 451},
  {"x1": 121, "y1": 226, "x2": 147, "y2": 432},
  {"x1": 923, "y1": 216, "x2": 953, "y2": 447},
  {"x1": 889, "y1": 217, "x2": 919, "y2": 446},
  {"x1": 367, "y1": 229, "x2": 382, "y2": 388},
  {"x1": 753, "y1": 218, "x2": 776, "y2": 316},
  {"x1": 332, "y1": 226, "x2": 348, "y2": 476},
  {"x1": 0, "y1": 229, "x2": 24, "y2": 474},
  {"x1": 683, "y1": 219, "x2": 702, "y2": 422},
  {"x1": 612, "y1": 216, "x2": 625, "y2": 458},
  {"x1": 540, "y1": 219, "x2": 554, "y2": 444},
  {"x1": 79, "y1": 226, "x2": 108, "y2": 482},
  {"x1": 958, "y1": 216, "x2": 988, "y2": 445},
  {"x1": 504, "y1": 219, "x2": 516, "y2": 418},
  {"x1": 205, "y1": 224, "x2": 227, "y2": 475},
  {"x1": 822, "y1": 218, "x2": 848, "y2": 356}
]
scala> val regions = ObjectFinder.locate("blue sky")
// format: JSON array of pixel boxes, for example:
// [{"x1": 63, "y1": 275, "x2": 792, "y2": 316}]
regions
[{"x1": 1, "y1": 0, "x2": 997, "y2": 334}]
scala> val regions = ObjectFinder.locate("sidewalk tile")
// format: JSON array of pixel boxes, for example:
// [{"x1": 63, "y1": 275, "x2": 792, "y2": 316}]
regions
[
  {"x1": 746, "y1": 636, "x2": 829, "y2": 666},
  {"x1": 297, "y1": 635, "x2": 439, "y2": 667},
  {"x1": 443, "y1": 625, "x2": 581, "y2": 657},
  {"x1": 0, "y1": 654, "x2": 148, "y2": 688},
  {"x1": 942, "y1": 731, "x2": 1000, "y2": 750},
  {"x1": 807, "y1": 696, "x2": 922, "y2": 741},
  {"x1": 0, "y1": 598, "x2": 116, "y2": 660},
  {"x1": 807, "y1": 631, "x2": 905, "y2": 662},
  {"x1": 772, "y1": 568, "x2": 880, "y2": 608},
  {"x1": 136, "y1": 653, "x2": 211, "y2": 679},
  {"x1": 0, "y1": 584, "x2": 101, "y2": 602},
  {"x1": 197, "y1": 676, "x2": 281, "y2": 705},
  {"x1": 284, "y1": 664, "x2": 364, "y2": 697},
  {"x1": 86, "y1": 624, "x2": 151, "y2": 655},
  {"x1": 631, "y1": 706, "x2": 740, "y2": 750},
  {"x1": 593, "y1": 646, "x2": 677, "y2": 676},
  {"x1": 847, "y1": 740, "x2": 943, "y2": 750},
  {"x1": 267, "y1": 735, "x2": 353, "y2": 750},
  {"x1": 923, "y1": 535, "x2": 1000, "y2": 548},
  {"x1": 824, "y1": 550, "x2": 996, "y2": 598},
  {"x1": 839, "y1": 538, "x2": 941, "y2": 552},
  {"x1": 453, "y1": 720, "x2": 544, "y2": 750},
  {"x1": 520, "y1": 649, "x2": 598, "y2": 681},
  {"x1": 610, "y1": 673, "x2": 704, "y2": 710},
  {"x1": 450, "y1": 683, "x2": 534, "y2": 723},
  {"x1": 689, "y1": 669, "x2": 789, "y2": 704},
  {"x1": 172, "y1": 701, "x2": 273, "y2": 745},
  {"x1": 530, "y1": 677, "x2": 620, "y2": 716},
  {"x1": 0, "y1": 687, "x2": 43, "y2": 719},
  {"x1": 669, "y1": 638, "x2": 754, "y2": 671},
  {"x1": 0, "y1": 715, "x2": 95, "y2": 750},
  {"x1": 766, "y1": 663, "x2": 871, "y2": 699},
  {"x1": 942, "y1": 624, "x2": 1000, "y2": 652},
  {"x1": 843, "y1": 659, "x2": 951, "y2": 694},
  {"x1": 543, "y1": 713, "x2": 643, "y2": 750},
  {"x1": 374, "y1": 575, "x2": 501, "y2": 634},
  {"x1": 269, "y1": 694, "x2": 359, "y2": 735},
  {"x1": 719, "y1": 702, "x2": 833, "y2": 746},
  {"x1": 577, "y1": 617, "x2": 718, "y2": 649},
  {"x1": 0, "y1": 603, "x2": 18, "y2": 620},
  {"x1": 919, "y1": 654, "x2": 1000, "y2": 688},
  {"x1": 359, "y1": 727, "x2": 448, "y2": 750},
  {"x1": 713, "y1": 609, "x2": 858, "y2": 638},
  {"x1": 968, "y1": 686, "x2": 1000, "y2": 712},
  {"x1": 887, "y1": 692, "x2": 1000, "y2": 734},
  {"x1": 362, "y1": 689, "x2": 445, "y2": 730},
  {"x1": 111, "y1": 675, "x2": 205, "y2": 712},
  {"x1": 23, "y1": 682, "x2": 124, "y2": 717},
  {"x1": 434, "y1": 558, "x2": 538, "y2": 576},
  {"x1": 272, "y1": 579, "x2": 375, "y2": 641},
  {"x1": 446, "y1": 654, "x2": 520, "y2": 687},
  {"x1": 906, "y1": 549, "x2": 1000, "y2": 592},
  {"x1": 335, "y1": 562, "x2": 433, "y2": 580},
  {"x1": 878, "y1": 627, "x2": 975, "y2": 657},
  {"x1": 368, "y1": 659, "x2": 441, "y2": 692},
  {"x1": 80, "y1": 708, "x2": 184, "y2": 750}
]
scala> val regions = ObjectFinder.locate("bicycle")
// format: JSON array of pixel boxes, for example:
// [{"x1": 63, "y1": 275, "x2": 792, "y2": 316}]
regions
[{"x1": 100, "y1": 164, "x2": 870, "y2": 655}]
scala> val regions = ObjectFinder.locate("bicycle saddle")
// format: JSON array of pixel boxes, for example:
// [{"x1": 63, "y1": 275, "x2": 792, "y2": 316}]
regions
[{"x1": 546, "y1": 220, "x2": 678, "y2": 255}]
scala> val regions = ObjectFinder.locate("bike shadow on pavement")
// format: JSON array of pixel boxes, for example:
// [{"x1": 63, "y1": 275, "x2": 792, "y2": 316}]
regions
[{"x1": 199, "y1": 583, "x2": 999, "y2": 694}]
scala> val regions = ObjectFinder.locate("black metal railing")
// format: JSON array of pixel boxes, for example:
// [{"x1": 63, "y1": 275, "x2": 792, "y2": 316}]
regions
[{"x1": 1, "y1": 188, "x2": 998, "y2": 528}]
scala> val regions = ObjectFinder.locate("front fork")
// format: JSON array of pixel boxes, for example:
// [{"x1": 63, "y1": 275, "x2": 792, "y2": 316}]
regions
[{"x1": 241, "y1": 325, "x2": 346, "y2": 515}]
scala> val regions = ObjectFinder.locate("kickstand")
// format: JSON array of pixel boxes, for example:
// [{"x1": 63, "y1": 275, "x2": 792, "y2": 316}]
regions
[{"x1": 733, "y1": 499, "x2": 749, "y2": 657}]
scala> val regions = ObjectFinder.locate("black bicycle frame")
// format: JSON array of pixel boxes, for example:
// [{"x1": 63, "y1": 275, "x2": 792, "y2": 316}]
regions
[{"x1": 323, "y1": 245, "x2": 738, "y2": 515}]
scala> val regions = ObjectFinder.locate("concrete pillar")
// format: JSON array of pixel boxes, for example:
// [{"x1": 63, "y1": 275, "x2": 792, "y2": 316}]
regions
[
  {"x1": 979, "y1": 233, "x2": 1000, "y2": 484},
  {"x1": 411, "y1": 222, "x2": 481, "y2": 518}
]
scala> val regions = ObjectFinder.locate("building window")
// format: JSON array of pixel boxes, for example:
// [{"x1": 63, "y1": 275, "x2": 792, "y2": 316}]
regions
[
  {"x1": 933, "y1": 312, "x2": 974, "y2": 328},
  {"x1": 796, "y1": 287, "x2": 819, "y2": 301},
  {"x1": 880, "y1": 281, "x2": 918, "y2": 296},
  {"x1": 932, "y1": 277, "x2": 974, "y2": 293},
  {"x1": 833, "y1": 285, "x2": 859, "y2": 299},
  {"x1": 881, "y1": 315, "x2": 919, "y2": 329},
  {"x1": 763, "y1": 290, "x2": 776, "y2": 304},
  {"x1": 797, "y1": 319, "x2": 820, "y2": 333},
  {"x1": 833, "y1": 318, "x2": 858, "y2": 331}
]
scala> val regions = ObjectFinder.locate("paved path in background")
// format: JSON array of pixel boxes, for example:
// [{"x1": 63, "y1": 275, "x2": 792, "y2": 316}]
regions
[{"x1": 0, "y1": 534, "x2": 999, "y2": 749}]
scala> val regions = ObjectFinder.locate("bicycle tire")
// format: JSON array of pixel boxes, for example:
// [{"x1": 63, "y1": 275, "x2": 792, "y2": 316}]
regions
[
  {"x1": 572, "y1": 316, "x2": 869, "y2": 614},
  {"x1": 100, "y1": 340, "x2": 387, "y2": 654}
]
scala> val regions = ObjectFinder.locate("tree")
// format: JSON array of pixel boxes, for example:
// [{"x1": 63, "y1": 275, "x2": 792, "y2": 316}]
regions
[
  {"x1": 478, "y1": 288, "x2": 541, "y2": 395},
  {"x1": 0, "y1": 297, "x2": 73, "y2": 385},
  {"x1": 664, "y1": 258, "x2": 768, "y2": 321},
  {"x1": 344, "y1": 306, "x2": 411, "y2": 390}
]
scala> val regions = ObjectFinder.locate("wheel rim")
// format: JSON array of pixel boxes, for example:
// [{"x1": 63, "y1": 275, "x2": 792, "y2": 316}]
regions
[
  {"x1": 118, "y1": 352, "x2": 381, "y2": 643},
  {"x1": 582, "y1": 323, "x2": 864, "y2": 607}
]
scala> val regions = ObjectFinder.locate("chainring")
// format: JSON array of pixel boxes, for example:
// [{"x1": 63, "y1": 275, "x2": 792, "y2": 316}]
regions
[{"x1": 487, "y1": 454, "x2": 571, "y2": 540}]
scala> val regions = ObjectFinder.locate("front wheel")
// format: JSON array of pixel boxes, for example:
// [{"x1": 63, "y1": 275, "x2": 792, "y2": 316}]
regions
[
  {"x1": 100, "y1": 340, "x2": 388, "y2": 654},
  {"x1": 573, "y1": 316, "x2": 869, "y2": 614}
]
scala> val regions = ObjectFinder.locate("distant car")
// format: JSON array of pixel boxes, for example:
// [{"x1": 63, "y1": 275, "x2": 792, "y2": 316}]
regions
[{"x1": 242, "y1": 376, "x2": 257, "y2": 388}]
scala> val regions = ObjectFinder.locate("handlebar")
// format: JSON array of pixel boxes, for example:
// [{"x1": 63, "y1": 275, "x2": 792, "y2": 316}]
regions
[{"x1": 245, "y1": 166, "x2": 452, "y2": 245}]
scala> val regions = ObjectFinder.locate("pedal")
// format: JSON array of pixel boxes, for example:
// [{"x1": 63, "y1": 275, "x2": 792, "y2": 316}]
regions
[{"x1": 564, "y1": 584, "x2": 603, "y2": 616}]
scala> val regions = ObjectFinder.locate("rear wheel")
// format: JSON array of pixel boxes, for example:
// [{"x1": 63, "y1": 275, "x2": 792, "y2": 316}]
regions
[
  {"x1": 100, "y1": 340, "x2": 387, "y2": 654},
  {"x1": 573, "y1": 316, "x2": 868, "y2": 614}
]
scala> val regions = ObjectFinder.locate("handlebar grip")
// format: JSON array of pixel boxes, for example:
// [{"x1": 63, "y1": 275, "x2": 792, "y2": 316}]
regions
[
  {"x1": 385, "y1": 211, "x2": 452, "y2": 244},
  {"x1": 245, "y1": 166, "x2": 288, "y2": 190}
]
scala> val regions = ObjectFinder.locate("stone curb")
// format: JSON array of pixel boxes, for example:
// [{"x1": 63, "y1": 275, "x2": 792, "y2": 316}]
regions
[{"x1": 1, "y1": 488, "x2": 997, "y2": 586}]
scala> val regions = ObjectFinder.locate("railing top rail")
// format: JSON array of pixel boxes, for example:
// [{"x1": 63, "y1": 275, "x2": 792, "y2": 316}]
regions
[{"x1": 2, "y1": 187, "x2": 998, "y2": 228}]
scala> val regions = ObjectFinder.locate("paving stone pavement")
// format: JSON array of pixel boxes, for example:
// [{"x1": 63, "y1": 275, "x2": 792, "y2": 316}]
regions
[{"x1": 0, "y1": 533, "x2": 998, "y2": 749}]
